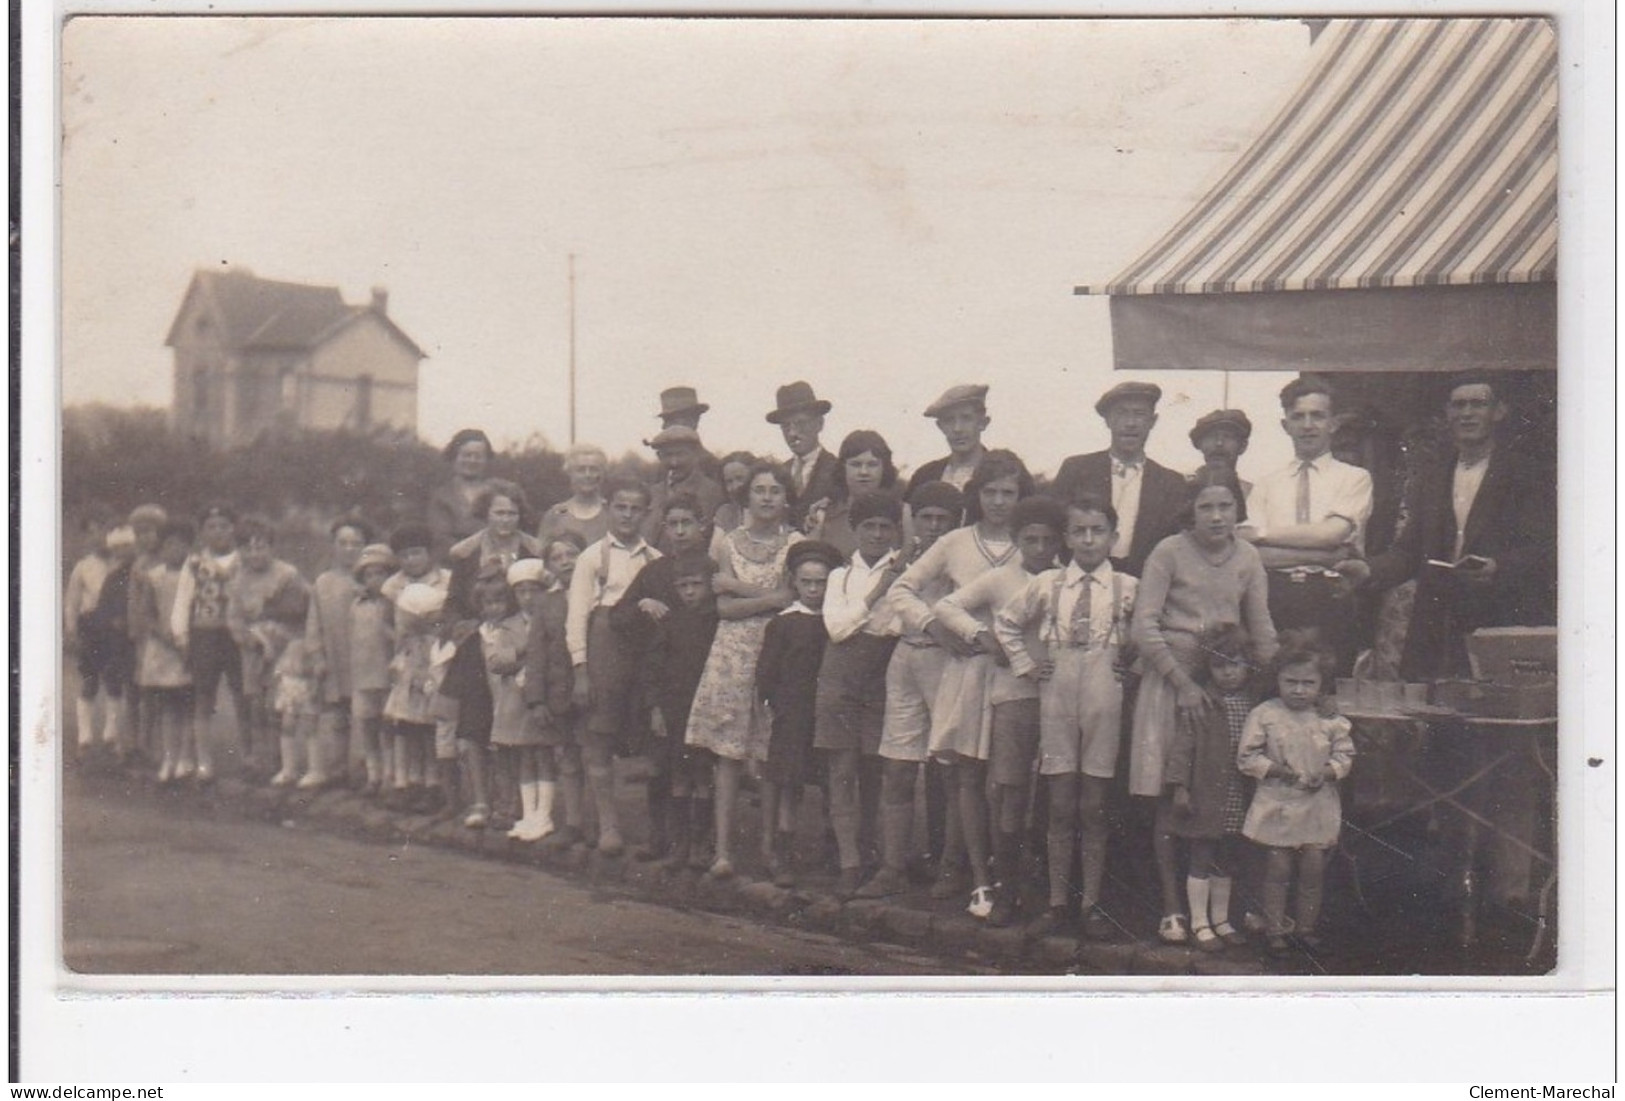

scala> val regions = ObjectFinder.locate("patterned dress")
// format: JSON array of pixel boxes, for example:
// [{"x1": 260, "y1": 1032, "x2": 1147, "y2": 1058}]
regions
[{"x1": 684, "y1": 526, "x2": 801, "y2": 762}]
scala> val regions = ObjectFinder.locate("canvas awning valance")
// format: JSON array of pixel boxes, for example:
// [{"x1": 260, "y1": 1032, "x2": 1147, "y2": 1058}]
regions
[{"x1": 1077, "y1": 18, "x2": 1557, "y2": 374}]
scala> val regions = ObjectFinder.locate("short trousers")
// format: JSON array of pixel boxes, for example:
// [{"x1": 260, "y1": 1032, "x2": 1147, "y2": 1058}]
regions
[
  {"x1": 585, "y1": 609, "x2": 644, "y2": 750},
  {"x1": 188, "y1": 627, "x2": 244, "y2": 703},
  {"x1": 988, "y1": 698, "x2": 1041, "y2": 787},
  {"x1": 1038, "y1": 647, "x2": 1123, "y2": 779},
  {"x1": 75, "y1": 617, "x2": 131, "y2": 699},
  {"x1": 388, "y1": 719, "x2": 434, "y2": 745},
  {"x1": 812, "y1": 633, "x2": 896, "y2": 755},
  {"x1": 877, "y1": 641, "x2": 949, "y2": 763}
]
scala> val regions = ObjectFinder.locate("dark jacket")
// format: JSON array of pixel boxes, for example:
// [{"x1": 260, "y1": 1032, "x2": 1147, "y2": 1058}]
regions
[
  {"x1": 1049, "y1": 451, "x2": 1190, "y2": 578},
  {"x1": 1368, "y1": 448, "x2": 1555, "y2": 680},
  {"x1": 521, "y1": 589, "x2": 574, "y2": 720},
  {"x1": 788, "y1": 450, "x2": 841, "y2": 531},
  {"x1": 907, "y1": 455, "x2": 982, "y2": 525}
]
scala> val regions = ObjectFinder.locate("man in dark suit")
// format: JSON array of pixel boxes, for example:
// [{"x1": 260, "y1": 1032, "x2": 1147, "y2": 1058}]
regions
[
  {"x1": 766, "y1": 381, "x2": 839, "y2": 530},
  {"x1": 1367, "y1": 372, "x2": 1556, "y2": 911},
  {"x1": 906, "y1": 383, "x2": 993, "y2": 525},
  {"x1": 1050, "y1": 381, "x2": 1190, "y2": 578},
  {"x1": 1368, "y1": 372, "x2": 1556, "y2": 679}
]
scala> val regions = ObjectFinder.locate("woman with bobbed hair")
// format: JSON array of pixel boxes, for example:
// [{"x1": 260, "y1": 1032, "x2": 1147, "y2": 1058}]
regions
[
  {"x1": 446, "y1": 479, "x2": 542, "y2": 622},
  {"x1": 804, "y1": 429, "x2": 904, "y2": 559},
  {"x1": 537, "y1": 442, "x2": 612, "y2": 549},
  {"x1": 427, "y1": 428, "x2": 497, "y2": 556}
]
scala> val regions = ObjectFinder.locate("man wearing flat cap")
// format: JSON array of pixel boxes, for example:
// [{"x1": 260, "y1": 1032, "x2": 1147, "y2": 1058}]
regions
[
  {"x1": 907, "y1": 384, "x2": 997, "y2": 526},
  {"x1": 643, "y1": 424, "x2": 725, "y2": 551},
  {"x1": 1050, "y1": 381, "x2": 1189, "y2": 577},
  {"x1": 767, "y1": 381, "x2": 839, "y2": 529},
  {"x1": 1188, "y1": 408, "x2": 1254, "y2": 496}
]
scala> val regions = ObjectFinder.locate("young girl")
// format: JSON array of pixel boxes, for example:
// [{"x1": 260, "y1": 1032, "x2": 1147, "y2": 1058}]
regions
[
  {"x1": 226, "y1": 518, "x2": 309, "y2": 777},
  {"x1": 685, "y1": 463, "x2": 801, "y2": 879},
  {"x1": 888, "y1": 450, "x2": 1033, "y2": 917},
  {"x1": 131, "y1": 521, "x2": 196, "y2": 782},
  {"x1": 303, "y1": 517, "x2": 371, "y2": 789},
  {"x1": 500, "y1": 559, "x2": 550, "y2": 840},
  {"x1": 269, "y1": 634, "x2": 320, "y2": 787},
  {"x1": 350, "y1": 544, "x2": 399, "y2": 795},
  {"x1": 1237, "y1": 644, "x2": 1355, "y2": 956},
  {"x1": 383, "y1": 582, "x2": 449, "y2": 813},
  {"x1": 531, "y1": 533, "x2": 587, "y2": 850},
  {"x1": 438, "y1": 565, "x2": 509, "y2": 828},
  {"x1": 174, "y1": 504, "x2": 245, "y2": 782},
  {"x1": 1164, "y1": 622, "x2": 1258, "y2": 951}
]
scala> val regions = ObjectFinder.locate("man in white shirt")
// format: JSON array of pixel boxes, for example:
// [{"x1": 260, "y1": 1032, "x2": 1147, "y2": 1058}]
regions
[
  {"x1": 567, "y1": 477, "x2": 660, "y2": 855},
  {"x1": 1241, "y1": 374, "x2": 1373, "y2": 671}
]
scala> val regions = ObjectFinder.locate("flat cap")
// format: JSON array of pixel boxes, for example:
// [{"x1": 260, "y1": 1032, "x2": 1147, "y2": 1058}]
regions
[
  {"x1": 1188, "y1": 408, "x2": 1253, "y2": 447},
  {"x1": 1094, "y1": 381, "x2": 1163, "y2": 416},
  {"x1": 644, "y1": 425, "x2": 703, "y2": 450},
  {"x1": 924, "y1": 384, "x2": 989, "y2": 419}
]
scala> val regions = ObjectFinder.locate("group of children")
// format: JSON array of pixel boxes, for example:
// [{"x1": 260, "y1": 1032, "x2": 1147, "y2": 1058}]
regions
[{"x1": 66, "y1": 411, "x2": 1355, "y2": 961}]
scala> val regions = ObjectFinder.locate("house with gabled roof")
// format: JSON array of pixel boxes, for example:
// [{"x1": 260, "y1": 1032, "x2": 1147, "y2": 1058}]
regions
[{"x1": 165, "y1": 267, "x2": 427, "y2": 445}]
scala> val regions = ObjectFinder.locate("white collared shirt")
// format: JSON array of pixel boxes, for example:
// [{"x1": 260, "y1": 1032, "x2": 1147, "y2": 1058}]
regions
[
  {"x1": 566, "y1": 534, "x2": 661, "y2": 663},
  {"x1": 1245, "y1": 451, "x2": 1374, "y2": 554},
  {"x1": 1110, "y1": 456, "x2": 1144, "y2": 559},
  {"x1": 1452, "y1": 454, "x2": 1491, "y2": 559},
  {"x1": 1052, "y1": 559, "x2": 1120, "y2": 649},
  {"x1": 823, "y1": 549, "x2": 902, "y2": 642}
]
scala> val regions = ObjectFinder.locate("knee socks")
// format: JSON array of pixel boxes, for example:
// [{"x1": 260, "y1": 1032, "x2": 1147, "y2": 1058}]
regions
[{"x1": 1186, "y1": 875, "x2": 1213, "y2": 931}]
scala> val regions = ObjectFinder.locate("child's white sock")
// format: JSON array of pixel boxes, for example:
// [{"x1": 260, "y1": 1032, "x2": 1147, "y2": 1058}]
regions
[
  {"x1": 1186, "y1": 875, "x2": 1212, "y2": 931},
  {"x1": 76, "y1": 699, "x2": 97, "y2": 749}
]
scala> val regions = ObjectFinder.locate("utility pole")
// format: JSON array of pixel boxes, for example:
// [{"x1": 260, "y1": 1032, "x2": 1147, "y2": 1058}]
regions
[{"x1": 568, "y1": 253, "x2": 578, "y2": 446}]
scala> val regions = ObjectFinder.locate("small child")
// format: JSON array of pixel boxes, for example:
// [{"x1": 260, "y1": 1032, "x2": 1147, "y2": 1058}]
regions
[
  {"x1": 814, "y1": 494, "x2": 908, "y2": 897},
  {"x1": 382, "y1": 523, "x2": 450, "y2": 605},
  {"x1": 86, "y1": 526, "x2": 139, "y2": 758},
  {"x1": 131, "y1": 520, "x2": 196, "y2": 782},
  {"x1": 567, "y1": 477, "x2": 660, "y2": 855},
  {"x1": 383, "y1": 583, "x2": 451, "y2": 813},
  {"x1": 527, "y1": 533, "x2": 588, "y2": 849},
  {"x1": 302, "y1": 517, "x2": 372, "y2": 789},
  {"x1": 269, "y1": 635, "x2": 321, "y2": 787},
  {"x1": 632, "y1": 549, "x2": 719, "y2": 869},
  {"x1": 226, "y1": 518, "x2": 309, "y2": 776},
  {"x1": 173, "y1": 503, "x2": 248, "y2": 782},
  {"x1": 1237, "y1": 643, "x2": 1355, "y2": 956},
  {"x1": 1163, "y1": 622, "x2": 1258, "y2": 951},
  {"x1": 349, "y1": 544, "x2": 399, "y2": 795},
  {"x1": 759, "y1": 539, "x2": 843, "y2": 888},
  {"x1": 609, "y1": 492, "x2": 710, "y2": 861},
  {"x1": 124, "y1": 504, "x2": 170, "y2": 763},
  {"x1": 437, "y1": 565, "x2": 511, "y2": 828},
  {"x1": 497, "y1": 558, "x2": 550, "y2": 839},
  {"x1": 994, "y1": 494, "x2": 1135, "y2": 937}
]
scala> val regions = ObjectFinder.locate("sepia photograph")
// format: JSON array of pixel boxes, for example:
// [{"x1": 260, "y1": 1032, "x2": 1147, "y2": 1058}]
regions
[{"x1": 18, "y1": 0, "x2": 1615, "y2": 1082}]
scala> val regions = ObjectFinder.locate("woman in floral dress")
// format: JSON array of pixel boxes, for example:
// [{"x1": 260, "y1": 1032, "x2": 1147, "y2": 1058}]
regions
[{"x1": 686, "y1": 463, "x2": 801, "y2": 878}]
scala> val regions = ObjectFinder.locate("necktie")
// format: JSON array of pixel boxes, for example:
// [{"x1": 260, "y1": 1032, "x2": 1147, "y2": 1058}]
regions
[
  {"x1": 1295, "y1": 460, "x2": 1313, "y2": 525},
  {"x1": 793, "y1": 456, "x2": 807, "y2": 493},
  {"x1": 1070, "y1": 575, "x2": 1094, "y2": 646}
]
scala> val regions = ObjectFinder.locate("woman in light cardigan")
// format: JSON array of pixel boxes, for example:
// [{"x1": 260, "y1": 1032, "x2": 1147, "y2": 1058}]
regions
[{"x1": 1131, "y1": 468, "x2": 1277, "y2": 943}]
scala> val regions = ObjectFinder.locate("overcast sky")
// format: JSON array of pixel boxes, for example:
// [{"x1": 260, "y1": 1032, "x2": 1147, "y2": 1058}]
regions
[{"x1": 61, "y1": 16, "x2": 1314, "y2": 478}]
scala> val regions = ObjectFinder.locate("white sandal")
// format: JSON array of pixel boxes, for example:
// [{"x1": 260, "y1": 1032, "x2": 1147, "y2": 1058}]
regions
[
  {"x1": 1158, "y1": 914, "x2": 1190, "y2": 944},
  {"x1": 967, "y1": 886, "x2": 996, "y2": 919}
]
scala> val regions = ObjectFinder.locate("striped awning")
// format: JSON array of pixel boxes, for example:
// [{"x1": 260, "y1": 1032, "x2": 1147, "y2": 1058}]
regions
[{"x1": 1078, "y1": 18, "x2": 1556, "y2": 297}]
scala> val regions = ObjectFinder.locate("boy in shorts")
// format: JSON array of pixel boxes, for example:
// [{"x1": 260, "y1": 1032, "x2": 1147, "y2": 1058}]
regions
[{"x1": 995, "y1": 494, "x2": 1136, "y2": 939}]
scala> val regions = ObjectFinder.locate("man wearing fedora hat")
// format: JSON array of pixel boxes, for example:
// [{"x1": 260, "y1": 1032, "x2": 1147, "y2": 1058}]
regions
[
  {"x1": 642, "y1": 425, "x2": 725, "y2": 551},
  {"x1": 1188, "y1": 408, "x2": 1254, "y2": 496},
  {"x1": 656, "y1": 386, "x2": 720, "y2": 479},
  {"x1": 767, "y1": 381, "x2": 839, "y2": 529},
  {"x1": 1051, "y1": 381, "x2": 1189, "y2": 578},
  {"x1": 907, "y1": 383, "x2": 996, "y2": 526}
]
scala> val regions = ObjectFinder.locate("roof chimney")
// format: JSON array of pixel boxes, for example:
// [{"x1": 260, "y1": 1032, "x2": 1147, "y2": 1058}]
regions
[{"x1": 370, "y1": 286, "x2": 389, "y2": 315}]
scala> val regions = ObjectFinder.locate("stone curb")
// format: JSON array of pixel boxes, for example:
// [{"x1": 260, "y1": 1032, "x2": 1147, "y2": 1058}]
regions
[{"x1": 131, "y1": 769, "x2": 1267, "y2": 977}]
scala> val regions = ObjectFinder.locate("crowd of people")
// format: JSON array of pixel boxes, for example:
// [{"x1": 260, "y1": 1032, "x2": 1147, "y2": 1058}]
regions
[{"x1": 63, "y1": 369, "x2": 1553, "y2": 959}]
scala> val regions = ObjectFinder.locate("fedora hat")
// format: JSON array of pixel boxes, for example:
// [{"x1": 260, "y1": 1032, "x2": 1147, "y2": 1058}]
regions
[
  {"x1": 658, "y1": 386, "x2": 709, "y2": 421},
  {"x1": 766, "y1": 381, "x2": 832, "y2": 425}
]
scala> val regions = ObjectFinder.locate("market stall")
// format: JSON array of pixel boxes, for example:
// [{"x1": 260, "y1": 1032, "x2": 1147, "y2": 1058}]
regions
[{"x1": 1074, "y1": 16, "x2": 1559, "y2": 964}]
